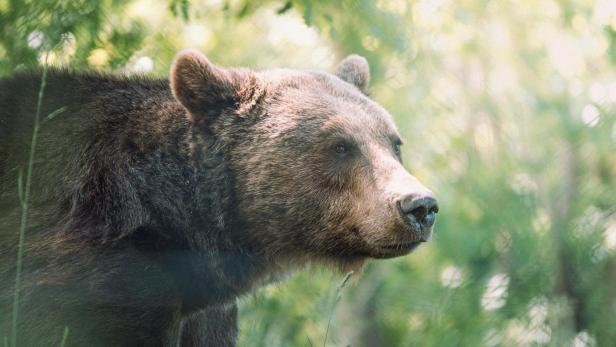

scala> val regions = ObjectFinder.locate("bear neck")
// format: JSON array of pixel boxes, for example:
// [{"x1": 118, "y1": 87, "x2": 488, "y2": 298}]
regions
[
  {"x1": 146, "y1": 119, "x2": 273, "y2": 311},
  {"x1": 107, "y1": 91, "x2": 279, "y2": 311}
]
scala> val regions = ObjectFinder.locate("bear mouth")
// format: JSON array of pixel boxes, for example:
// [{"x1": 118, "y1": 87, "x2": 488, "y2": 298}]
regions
[{"x1": 374, "y1": 241, "x2": 423, "y2": 258}]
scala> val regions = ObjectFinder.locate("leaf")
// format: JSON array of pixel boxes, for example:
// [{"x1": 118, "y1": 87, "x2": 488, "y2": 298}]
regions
[
  {"x1": 169, "y1": 0, "x2": 190, "y2": 20},
  {"x1": 277, "y1": 1, "x2": 293, "y2": 15},
  {"x1": 303, "y1": 2, "x2": 313, "y2": 26},
  {"x1": 237, "y1": 2, "x2": 250, "y2": 18},
  {"x1": 181, "y1": 0, "x2": 190, "y2": 20},
  {"x1": 169, "y1": 1, "x2": 178, "y2": 17}
]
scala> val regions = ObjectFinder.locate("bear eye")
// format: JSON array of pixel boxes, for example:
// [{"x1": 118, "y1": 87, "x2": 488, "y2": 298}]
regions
[
  {"x1": 392, "y1": 140, "x2": 403, "y2": 162},
  {"x1": 393, "y1": 143, "x2": 401, "y2": 155},
  {"x1": 334, "y1": 142, "x2": 348, "y2": 154}
]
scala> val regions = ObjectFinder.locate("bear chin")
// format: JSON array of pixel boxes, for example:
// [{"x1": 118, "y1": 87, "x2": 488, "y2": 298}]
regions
[
  {"x1": 370, "y1": 241, "x2": 424, "y2": 259},
  {"x1": 319, "y1": 241, "x2": 423, "y2": 275}
]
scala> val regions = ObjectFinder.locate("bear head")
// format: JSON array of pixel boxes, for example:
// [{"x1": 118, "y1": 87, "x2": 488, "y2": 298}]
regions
[{"x1": 170, "y1": 49, "x2": 438, "y2": 271}]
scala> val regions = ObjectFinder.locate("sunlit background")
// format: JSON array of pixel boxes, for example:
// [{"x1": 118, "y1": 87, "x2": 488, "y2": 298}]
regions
[{"x1": 2, "y1": 0, "x2": 616, "y2": 346}]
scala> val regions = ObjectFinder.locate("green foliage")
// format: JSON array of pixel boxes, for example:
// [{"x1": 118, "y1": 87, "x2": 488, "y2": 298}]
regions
[
  {"x1": 169, "y1": 0, "x2": 191, "y2": 20},
  {"x1": 2, "y1": 1, "x2": 616, "y2": 346}
]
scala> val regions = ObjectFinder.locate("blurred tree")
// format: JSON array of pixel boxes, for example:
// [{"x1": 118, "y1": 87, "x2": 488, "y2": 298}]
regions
[{"x1": 1, "y1": 0, "x2": 615, "y2": 346}]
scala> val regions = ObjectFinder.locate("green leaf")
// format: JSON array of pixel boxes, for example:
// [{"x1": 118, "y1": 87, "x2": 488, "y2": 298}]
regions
[
  {"x1": 180, "y1": 0, "x2": 190, "y2": 20},
  {"x1": 607, "y1": 26, "x2": 616, "y2": 66},
  {"x1": 169, "y1": 1, "x2": 178, "y2": 17},
  {"x1": 277, "y1": 1, "x2": 293, "y2": 15},
  {"x1": 303, "y1": 2, "x2": 313, "y2": 26},
  {"x1": 169, "y1": 0, "x2": 190, "y2": 20},
  {"x1": 237, "y1": 2, "x2": 250, "y2": 18}
]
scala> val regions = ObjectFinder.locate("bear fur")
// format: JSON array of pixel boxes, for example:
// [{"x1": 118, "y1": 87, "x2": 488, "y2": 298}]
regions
[{"x1": 0, "y1": 50, "x2": 436, "y2": 346}]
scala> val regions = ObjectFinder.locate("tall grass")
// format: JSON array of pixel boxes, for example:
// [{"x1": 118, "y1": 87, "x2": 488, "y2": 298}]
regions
[
  {"x1": 9, "y1": 52, "x2": 67, "y2": 347},
  {"x1": 322, "y1": 271, "x2": 353, "y2": 347},
  {"x1": 59, "y1": 327, "x2": 69, "y2": 347},
  {"x1": 10, "y1": 52, "x2": 50, "y2": 347}
]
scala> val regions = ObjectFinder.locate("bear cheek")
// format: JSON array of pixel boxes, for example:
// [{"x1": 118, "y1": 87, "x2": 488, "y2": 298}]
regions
[
  {"x1": 325, "y1": 188, "x2": 381, "y2": 246},
  {"x1": 339, "y1": 184, "x2": 423, "y2": 258},
  {"x1": 353, "y1": 199, "x2": 399, "y2": 243}
]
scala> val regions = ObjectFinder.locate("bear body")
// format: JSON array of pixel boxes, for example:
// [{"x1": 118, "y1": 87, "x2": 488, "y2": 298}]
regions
[{"x1": 0, "y1": 51, "x2": 437, "y2": 346}]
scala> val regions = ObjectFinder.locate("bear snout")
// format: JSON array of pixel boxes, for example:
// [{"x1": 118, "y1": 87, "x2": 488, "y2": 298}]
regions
[{"x1": 396, "y1": 193, "x2": 439, "y2": 238}]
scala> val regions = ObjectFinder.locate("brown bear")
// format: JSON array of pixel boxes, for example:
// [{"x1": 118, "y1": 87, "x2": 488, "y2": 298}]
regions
[{"x1": 0, "y1": 49, "x2": 438, "y2": 346}]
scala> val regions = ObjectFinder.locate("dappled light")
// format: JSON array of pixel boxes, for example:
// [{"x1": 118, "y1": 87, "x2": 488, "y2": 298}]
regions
[{"x1": 1, "y1": 0, "x2": 615, "y2": 346}]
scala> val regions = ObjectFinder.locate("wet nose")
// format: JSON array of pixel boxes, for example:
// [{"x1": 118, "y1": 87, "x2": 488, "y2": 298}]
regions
[{"x1": 398, "y1": 193, "x2": 439, "y2": 229}]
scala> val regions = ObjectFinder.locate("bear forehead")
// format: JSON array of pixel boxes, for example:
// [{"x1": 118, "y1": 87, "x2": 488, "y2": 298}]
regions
[{"x1": 259, "y1": 69, "x2": 399, "y2": 142}]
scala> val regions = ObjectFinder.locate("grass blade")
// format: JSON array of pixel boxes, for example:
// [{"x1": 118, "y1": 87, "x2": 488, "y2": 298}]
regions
[
  {"x1": 59, "y1": 327, "x2": 69, "y2": 347},
  {"x1": 323, "y1": 271, "x2": 353, "y2": 347},
  {"x1": 16, "y1": 170, "x2": 24, "y2": 207},
  {"x1": 43, "y1": 106, "x2": 67, "y2": 124},
  {"x1": 10, "y1": 51, "x2": 50, "y2": 347}
]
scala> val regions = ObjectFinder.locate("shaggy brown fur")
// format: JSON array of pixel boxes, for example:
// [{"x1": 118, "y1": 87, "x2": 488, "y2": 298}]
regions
[{"x1": 0, "y1": 50, "x2": 436, "y2": 346}]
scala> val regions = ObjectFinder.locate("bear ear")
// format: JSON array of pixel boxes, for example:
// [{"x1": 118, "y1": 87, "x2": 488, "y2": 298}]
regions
[
  {"x1": 170, "y1": 49, "x2": 257, "y2": 124},
  {"x1": 335, "y1": 54, "x2": 370, "y2": 94}
]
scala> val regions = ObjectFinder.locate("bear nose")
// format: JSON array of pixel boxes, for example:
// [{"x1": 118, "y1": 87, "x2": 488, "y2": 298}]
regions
[{"x1": 397, "y1": 194, "x2": 439, "y2": 230}]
